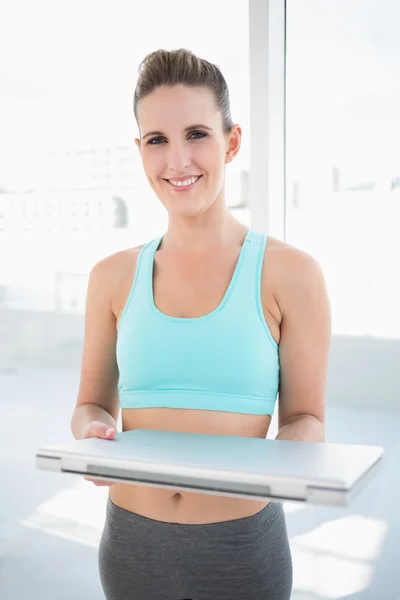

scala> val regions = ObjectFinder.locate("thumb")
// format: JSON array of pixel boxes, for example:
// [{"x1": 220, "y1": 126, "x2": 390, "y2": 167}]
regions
[
  {"x1": 103, "y1": 426, "x2": 117, "y2": 439},
  {"x1": 86, "y1": 421, "x2": 117, "y2": 439}
]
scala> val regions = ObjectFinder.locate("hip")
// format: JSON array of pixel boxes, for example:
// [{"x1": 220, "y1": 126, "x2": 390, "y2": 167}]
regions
[{"x1": 99, "y1": 495, "x2": 293, "y2": 600}]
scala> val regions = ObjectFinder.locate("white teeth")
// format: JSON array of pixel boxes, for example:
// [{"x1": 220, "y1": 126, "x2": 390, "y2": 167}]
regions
[{"x1": 168, "y1": 176, "x2": 200, "y2": 187}]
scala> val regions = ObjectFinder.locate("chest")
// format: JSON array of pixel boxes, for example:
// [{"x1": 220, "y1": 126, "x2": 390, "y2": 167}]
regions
[{"x1": 152, "y1": 249, "x2": 241, "y2": 319}]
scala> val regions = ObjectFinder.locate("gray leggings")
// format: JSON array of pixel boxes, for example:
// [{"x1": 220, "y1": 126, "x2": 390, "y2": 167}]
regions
[{"x1": 98, "y1": 497, "x2": 293, "y2": 600}]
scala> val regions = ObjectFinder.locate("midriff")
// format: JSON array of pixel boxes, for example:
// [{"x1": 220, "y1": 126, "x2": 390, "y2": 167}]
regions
[
  {"x1": 110, "y1": 232, "x2": 282, "y2": 524},
  {"x1": 109, "y1": 407, "x2": 272, "y2": 524}
]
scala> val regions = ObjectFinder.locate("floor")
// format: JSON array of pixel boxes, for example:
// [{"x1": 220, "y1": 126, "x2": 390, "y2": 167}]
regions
[{"x1": 1, "y1": 368, "x2": 399, "y2": 600}]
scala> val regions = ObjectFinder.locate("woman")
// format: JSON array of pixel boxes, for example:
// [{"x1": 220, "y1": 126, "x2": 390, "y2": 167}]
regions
[{"x1": 71, "y1": 48, "x2": 331, "y2": 600}]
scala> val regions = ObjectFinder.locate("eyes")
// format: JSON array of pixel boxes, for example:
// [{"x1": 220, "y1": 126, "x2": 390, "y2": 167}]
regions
[{"x1": 146, "y1": 131, "x2": 208, "y2": 145}]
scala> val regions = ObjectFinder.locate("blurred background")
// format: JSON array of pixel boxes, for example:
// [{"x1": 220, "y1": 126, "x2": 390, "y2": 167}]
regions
[{"x1": 0, "y1": 0, "x2": 399, "y2": 598}]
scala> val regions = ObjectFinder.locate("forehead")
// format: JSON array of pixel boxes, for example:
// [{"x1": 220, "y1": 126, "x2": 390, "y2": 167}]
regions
[{"x1": 137, "y1": 85, "x2": 219, "y2": 130}]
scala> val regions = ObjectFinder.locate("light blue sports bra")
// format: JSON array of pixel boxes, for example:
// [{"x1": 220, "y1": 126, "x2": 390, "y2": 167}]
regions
[{"x1": 116, "y1": 228, "x2": 280, "y2": 415}]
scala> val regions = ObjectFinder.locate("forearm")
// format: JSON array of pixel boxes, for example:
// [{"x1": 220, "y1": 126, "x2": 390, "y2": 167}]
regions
[
  {"x1": 275, "y1": 414, "x2": 325, "y2": 443},
  {"x1": 71, "y1": 404, "x2": 117, "y2": 440}
]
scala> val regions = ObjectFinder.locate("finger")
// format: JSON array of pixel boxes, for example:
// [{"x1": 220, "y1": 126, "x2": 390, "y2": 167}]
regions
[
  {"x1": 84, "y1": 422, "x2": 117, "y2": 440},
  {"x1": 84, "y1": 476, "x2": 114, "y2": 486},
  {"x1": 93, "y1": 481, "x2": 115, "y2": 487}
]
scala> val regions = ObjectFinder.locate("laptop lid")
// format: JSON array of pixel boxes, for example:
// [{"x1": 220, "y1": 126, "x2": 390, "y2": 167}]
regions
[{"x1": 36, "y1": 429, "x2": 384, "y2": 506}]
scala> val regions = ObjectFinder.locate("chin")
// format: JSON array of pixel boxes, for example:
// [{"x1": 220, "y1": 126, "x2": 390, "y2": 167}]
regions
[
  {"x1": 169, "y1": 199, "x2": 214, "y2": 218},
  {"x1": 161, "y1": 191, "x2": 205, "y2": 212},
  {"x1": 169, "y1": 205, "x2": 205, "y2": 219}
]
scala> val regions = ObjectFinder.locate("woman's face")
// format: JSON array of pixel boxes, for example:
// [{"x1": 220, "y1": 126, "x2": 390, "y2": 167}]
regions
[{"x1": 135, "y1": 84, "x2": 241, "y2": 218}]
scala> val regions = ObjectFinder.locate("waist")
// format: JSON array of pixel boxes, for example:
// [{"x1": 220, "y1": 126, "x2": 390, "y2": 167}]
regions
[
  {"x1": 109, "y1": 485, "x2": 272, "y2": 524},
  {"x1": 118, "y1": 390, "x2": 277, "y2": 415},
  {"x1": 112, "y1": 408, "x2": 272, "y2": 523}
]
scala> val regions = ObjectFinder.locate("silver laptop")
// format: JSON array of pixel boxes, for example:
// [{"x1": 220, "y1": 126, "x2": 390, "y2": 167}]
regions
[{"x1": 36, "y1": 429, "x2": 384, "y2": 506}]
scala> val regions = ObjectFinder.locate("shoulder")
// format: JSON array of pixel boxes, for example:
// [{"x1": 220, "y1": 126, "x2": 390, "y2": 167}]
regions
[
  {"x1": 262, "y1": 236, "x2": 328, "y2": 316},
  {"x1": 87, "y1": 243, "x2": 147, "y2": 308},
  {"x1": 264, "y1": 236, "x2": 324, "y2": 283},
  {"x1": 89, "y1": 243, "x2": 146, "y2": 282}
]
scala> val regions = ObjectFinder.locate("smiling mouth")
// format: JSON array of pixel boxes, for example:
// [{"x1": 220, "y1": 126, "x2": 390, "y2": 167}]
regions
[{"x1": 164, "y1": 175, "x2": 203, "y2": 189}]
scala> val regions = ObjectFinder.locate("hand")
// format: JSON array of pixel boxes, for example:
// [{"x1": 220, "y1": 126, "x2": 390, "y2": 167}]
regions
[{"x1": 82, "y1": 421, "x2": 117, "y2": 487}]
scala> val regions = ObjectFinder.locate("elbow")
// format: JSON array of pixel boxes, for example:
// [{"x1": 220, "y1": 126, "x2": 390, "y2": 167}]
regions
[{"x1": 277, "y1": 413, "x2": 325, "y2": 443}]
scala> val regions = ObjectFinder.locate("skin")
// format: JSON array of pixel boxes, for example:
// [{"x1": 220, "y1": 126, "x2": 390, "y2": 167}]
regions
[{"x1": 71, "y1": 84, "x2": 331, "y2": 524}]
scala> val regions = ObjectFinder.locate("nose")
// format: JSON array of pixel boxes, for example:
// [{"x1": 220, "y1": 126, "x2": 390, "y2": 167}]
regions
[{"x1": 167, "y1": 141, "x2": 191, "y2": 173}]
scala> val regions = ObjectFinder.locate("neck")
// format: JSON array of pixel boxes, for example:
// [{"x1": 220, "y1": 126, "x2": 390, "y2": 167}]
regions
[
  {"x1": 162, "y1": 196, "x2": 247, "y2": 253},
  {"x1": 163, "y1": 213, "x2": 247, "y2": 253}
]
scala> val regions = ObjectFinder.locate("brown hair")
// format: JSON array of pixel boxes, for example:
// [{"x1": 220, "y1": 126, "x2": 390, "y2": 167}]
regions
[{"x1": 133, "y1": 48, "x2": 234, "y2": 134}]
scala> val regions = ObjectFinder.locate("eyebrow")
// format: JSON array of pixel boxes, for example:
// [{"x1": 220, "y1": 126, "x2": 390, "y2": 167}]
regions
[{"x1": 142, "y1": 124, "x2": 213, "y2": 141}]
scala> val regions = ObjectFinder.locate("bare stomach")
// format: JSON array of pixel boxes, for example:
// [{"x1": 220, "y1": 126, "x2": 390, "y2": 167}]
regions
[{"x1": 109, "y1": 407, "x2": 272, "y2": 524}]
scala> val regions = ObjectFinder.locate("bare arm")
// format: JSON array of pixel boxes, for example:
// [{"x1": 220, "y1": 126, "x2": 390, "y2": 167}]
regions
[
  {"x1": 71, "y1": 257, "x2": 120, "y2": 440},
  {"x1": 274, "y1": 249, "x2": 331, "y2": 442}
]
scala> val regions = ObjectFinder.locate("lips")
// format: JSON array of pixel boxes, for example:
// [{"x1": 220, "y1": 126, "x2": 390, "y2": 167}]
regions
[{"x1": 164, "y1": 175, "x2": 203, "y2": 190}]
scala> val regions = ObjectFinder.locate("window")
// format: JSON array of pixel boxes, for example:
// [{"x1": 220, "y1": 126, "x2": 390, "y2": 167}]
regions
[{"x1": 286, "y1": 0, "x2": 400, "y2": 341}]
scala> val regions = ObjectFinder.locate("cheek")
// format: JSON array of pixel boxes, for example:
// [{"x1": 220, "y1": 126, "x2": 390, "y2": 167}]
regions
[
  {"x1": 142, "y1": 151, "x2": 163, "y2": 178},
  {"x1": 195, "y1": 142, "x2": 223, "y2": 171}
]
